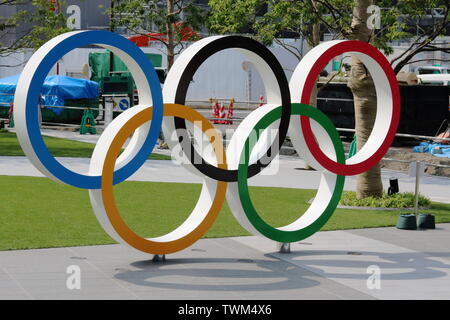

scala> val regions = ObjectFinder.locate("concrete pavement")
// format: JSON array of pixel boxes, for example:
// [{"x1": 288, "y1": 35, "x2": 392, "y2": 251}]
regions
[
  {"x1": 237, "y1": 224, "x2": 450, "y2": 300},
  {"x1": 1, "y1": 155, "x2": 449, "y2": 203},
  {"x1": 0, "y1": 225, "x2": 449, "y2": 299}
]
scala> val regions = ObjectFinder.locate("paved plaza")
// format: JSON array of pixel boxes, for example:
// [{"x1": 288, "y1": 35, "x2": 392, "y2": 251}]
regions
[
  {"x1": 0, "y1": 129, "x2": 449, "y2": 299},
  {"x1": 0, "y1": 225, "x2": 449, "y2": 299}
]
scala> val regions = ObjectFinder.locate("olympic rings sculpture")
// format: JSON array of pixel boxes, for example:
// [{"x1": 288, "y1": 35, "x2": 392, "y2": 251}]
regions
[{"x1": 14, "y1": 30, "x2": 400, "y2": 255}]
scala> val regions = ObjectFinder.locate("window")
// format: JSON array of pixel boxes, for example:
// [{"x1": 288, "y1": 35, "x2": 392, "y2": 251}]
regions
[{"x1": 418, "y1": 69, "x2": 439, "y2": 74}]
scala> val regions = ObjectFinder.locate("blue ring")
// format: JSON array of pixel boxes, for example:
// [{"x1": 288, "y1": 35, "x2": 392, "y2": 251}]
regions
[{"x1": 25, "y1": 30, "x2": 163, "y2": 189}]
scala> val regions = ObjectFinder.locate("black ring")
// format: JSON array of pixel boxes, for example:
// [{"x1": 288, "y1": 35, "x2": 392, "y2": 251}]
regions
[{"x1": 173, "y1": 36, "x2": 291, "y2": 182}]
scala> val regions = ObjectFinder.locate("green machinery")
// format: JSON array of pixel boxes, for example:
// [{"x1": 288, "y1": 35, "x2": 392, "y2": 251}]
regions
[
  {"x1": 89, "y1": 51, "x2": 163, "y2": 100},
  {"x1": 89, "y1": 51, "x2": 163, "y2": 122}
]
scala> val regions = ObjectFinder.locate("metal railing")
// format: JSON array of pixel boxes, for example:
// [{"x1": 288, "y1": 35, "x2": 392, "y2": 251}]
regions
[
  {"x1": 380, "y1": 157, "x2": 450, "y2": 169},
  {"x1": 336, "y1": 127, "x2": 450, "y2": 142},
  {"x1": 2, "y1": 97, "x2": 449, "y2": 144}
]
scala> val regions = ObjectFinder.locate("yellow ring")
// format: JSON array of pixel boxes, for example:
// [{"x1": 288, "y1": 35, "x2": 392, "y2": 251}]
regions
[{"x1": 101, "y1": 104, "x2": 227, "y2": 254}]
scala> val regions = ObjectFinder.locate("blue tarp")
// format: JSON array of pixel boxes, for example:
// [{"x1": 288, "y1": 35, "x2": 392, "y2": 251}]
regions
[
  {"x1": 412, "y1": 142, "x2": 450, "y2": 158},
  {"x1": 0, "y1": 74, "x2": 99, "y2": 115}
]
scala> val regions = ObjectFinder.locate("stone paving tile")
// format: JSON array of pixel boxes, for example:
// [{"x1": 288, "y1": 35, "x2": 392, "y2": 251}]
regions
[
  {"x1": 0, "y1": 237, "x2": 371, "y2": 300},
  {"x1": 234, "y1": 225, "x2": 450, "y2": 300}
]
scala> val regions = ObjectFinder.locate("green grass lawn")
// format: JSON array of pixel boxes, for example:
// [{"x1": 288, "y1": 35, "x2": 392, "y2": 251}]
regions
[
  {"x1": 0, "y1": 131, "x2": 171, "y2": 160},
  {"x1": 1, "y1": 175, "x2": 449, "y2": 251}
]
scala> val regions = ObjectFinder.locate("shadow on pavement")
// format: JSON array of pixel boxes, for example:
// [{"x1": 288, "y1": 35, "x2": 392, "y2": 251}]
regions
[
  {"x1": 270, "y1": 250, "x2": 450, "y2": 281},
  {"x1": 114, "y1": 257, "x2": 321, "y2": 291}
]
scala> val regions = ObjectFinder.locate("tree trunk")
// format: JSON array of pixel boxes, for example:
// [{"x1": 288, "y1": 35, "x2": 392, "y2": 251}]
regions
[
  {"x1": 347, "y1": 0, "x2": 383, "y2": 198},
  {"x1": 310, "y1": 21, "x2": 320, "y2": 109},
  {"x1": 166, "y1": 0, "x2": 175, "y2": 70}
]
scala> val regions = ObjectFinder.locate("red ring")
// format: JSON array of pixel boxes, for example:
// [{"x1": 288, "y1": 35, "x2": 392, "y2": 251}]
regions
[{"x1": 299, "y1": 40, "x2": 400, "y2": 176}]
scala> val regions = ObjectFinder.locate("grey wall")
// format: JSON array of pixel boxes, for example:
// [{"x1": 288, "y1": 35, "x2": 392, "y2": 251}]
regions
[
  {"x1": 0, "y1": 5, "x2": 18, "y2": 49},
  {"x1": 64, "y1": 0, "x2": 110, "y2": 30},
  {"x1": 0, "y1": 0, "x2": 111, "y2": 48}
]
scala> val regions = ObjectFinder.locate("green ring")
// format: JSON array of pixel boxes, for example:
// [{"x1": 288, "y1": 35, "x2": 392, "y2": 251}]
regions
[{"x1": 237, "y1": 103, "x2": 345, "y2": 242}]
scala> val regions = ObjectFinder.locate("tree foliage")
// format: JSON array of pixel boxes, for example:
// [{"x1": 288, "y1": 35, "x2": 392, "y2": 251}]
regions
[
  {"x1": 208, "y1": 0, "x2": 450, "y2": 71},
  {"x1": 109, "y1": 0, "x2": 208, "y2": 68},
  {"x1": 208, "y1": 0, "x2": 353, "y2": 60},
  {"x1": 374, "y1": 0, "x2": 450, "y2": 73},
  {"x1": 110, "y1": 0, "x2": 206, "y2": 38},
  {"x1": 0, "y1": 0, "x2": 69, "y2": 56}
]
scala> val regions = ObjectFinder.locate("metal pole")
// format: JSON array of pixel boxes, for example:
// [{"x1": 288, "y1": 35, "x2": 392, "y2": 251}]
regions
[
  {"x1": 105, "y1": 97, "x2": 113, "y2": 126},
  {"x1": 152, "y1": 254, "x2": 166, "y2": 262},
  {"x1": 247, "y1": 69, "x2": 252, "y2": 108},
  {"x1": 414, "y1": 161, "x2": 420, "y2": 215},
  {"x1": 277, "y1": 242, "x2": 291, "y2": 253},
  {"x1": 109, "y1": 0, "x2": 114, "y2": 73},
  {"x1": 335, "y1": 127, "x2": 450, "y2": 142}
]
